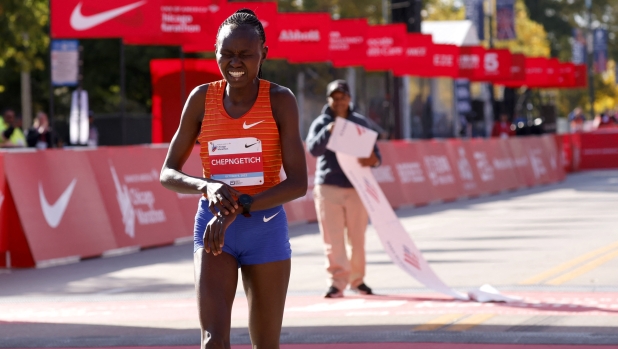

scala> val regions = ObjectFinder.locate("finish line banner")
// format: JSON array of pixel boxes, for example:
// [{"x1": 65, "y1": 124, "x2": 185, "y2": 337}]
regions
[{"x1": 327, "y1": 117, "x2": 517, "y2": 302}]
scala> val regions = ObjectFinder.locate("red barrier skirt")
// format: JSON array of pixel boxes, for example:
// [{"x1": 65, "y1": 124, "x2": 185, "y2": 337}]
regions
[
  {"x1": 87, "y1": 146, "x2": 191, "y2": 249},
  {"x1": 4, "y1": 150, "x2": 118, "y2": 266},
  {"x1": 506, "y1": 137, "x2": 537, "y2": 187},
  {"x1": 444, "y1": 139, "x2": 484, "y2": 198},
  {"x1": 373, "y1": 142, "x2": 408, "y2": 208},
  {"x1": 579, "y1": 132, "x2": 618, "y2": 170},
  {"x1": 390, "y1": 141, "x2": 436, "y2": 206},
  {"x1": 418, "y1": 140, "x2": 464, "y2": 202}
]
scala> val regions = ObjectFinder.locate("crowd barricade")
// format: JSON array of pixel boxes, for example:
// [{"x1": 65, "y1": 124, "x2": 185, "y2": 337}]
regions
[
  {"x1": 0, "y1": 134, "x2": 586, "y2": 268},
  {"x1": 578, "y1": 132, "x2": 618, "y2": 170}
]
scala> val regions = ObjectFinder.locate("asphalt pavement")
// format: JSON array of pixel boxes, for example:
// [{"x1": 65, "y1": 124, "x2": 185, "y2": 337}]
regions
[{"x1": 1, "y1": 170, "x2": 617, "y2": 347}]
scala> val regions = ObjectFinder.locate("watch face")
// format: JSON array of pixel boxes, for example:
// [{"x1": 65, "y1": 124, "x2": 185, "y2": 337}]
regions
[{"x1": 239, "y1": 194, "x2": 253, "y2": 206}]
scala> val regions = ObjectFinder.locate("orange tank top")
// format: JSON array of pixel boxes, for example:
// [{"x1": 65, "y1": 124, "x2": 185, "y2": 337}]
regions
[{"x1": 198, "y1": 79, "x2": 282, "y2": 196}]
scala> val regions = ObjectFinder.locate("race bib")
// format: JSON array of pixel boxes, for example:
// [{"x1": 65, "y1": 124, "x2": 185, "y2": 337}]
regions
[{"x1": 208, "y1": 137, "x2": 264, "y2": 187}]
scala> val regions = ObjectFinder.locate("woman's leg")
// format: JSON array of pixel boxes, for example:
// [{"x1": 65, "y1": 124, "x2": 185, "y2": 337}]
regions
[
  {"x1": 194, "y1": 249, "x2": 239, "y2": 349},
  {"x1": 241, "y1": 259, "x2": 291, "y2": 349}
]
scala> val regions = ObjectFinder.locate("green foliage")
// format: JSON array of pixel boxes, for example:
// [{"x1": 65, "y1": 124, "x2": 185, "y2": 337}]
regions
[{"x1": 0, "y1": 0, "x2": 49, "y2": 72}]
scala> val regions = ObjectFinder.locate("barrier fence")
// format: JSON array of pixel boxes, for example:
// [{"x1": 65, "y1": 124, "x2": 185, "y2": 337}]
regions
[{"x1": 1, "y1": 133, "x2": 616, "y2": 268}]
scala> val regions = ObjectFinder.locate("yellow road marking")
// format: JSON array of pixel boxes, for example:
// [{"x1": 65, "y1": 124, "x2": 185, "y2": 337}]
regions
[
  {"x1": 447, "y1": 313, "x2": 495, "y2": 331},
  {"x1": 519, "y1": 241, "x2": 618, "y2": 285},
  {"x1": 413, "y1": 313, "x2": 464, "y2": 331},
  {"x1": 546, "y1": 249, "x2": 618, "y2": 285}
]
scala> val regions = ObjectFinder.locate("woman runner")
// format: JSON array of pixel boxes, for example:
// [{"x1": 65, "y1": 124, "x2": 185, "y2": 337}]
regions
[{"x1": 160, "y1": 9, "x2": 308, "y2": 349}]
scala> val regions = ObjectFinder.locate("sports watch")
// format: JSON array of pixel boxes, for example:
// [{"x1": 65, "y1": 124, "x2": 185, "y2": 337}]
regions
[{"x1": 237, "y1": 194, "x2": 254, "y2": 217}]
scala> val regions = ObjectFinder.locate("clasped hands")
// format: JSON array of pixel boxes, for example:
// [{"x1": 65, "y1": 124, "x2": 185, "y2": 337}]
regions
[{"x1": 202, "y1": 181, "x2": 241, "y2": 256}]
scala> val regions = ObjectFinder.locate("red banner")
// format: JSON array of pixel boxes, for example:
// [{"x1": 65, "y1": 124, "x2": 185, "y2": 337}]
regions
[
  {"x1": 393, "y1": 34, "x2": 433, "y2": 77},
  {"x1": 271, "y1": 13, "x2": 330, "y2": 63},
  {"x1": 364, "y1": 24, "x2": 407, "y2": 71},
  {"x1": 422, "y1": 44, "x2": 459, "y2": 78},
  {"x1": 52, "y1": 0, "x2": 162, "y2": 38},
  {"x1": 124, "y1": 0, "x2": 220, "y2": 46},
  {"x1": 330, "y1": 19, "x2": 368, "y2": 68},
  {"x1": 458, "y1": 46, "x2": 484, "y2": 80},
  {"x1": 574, "y1": 64, "x2": 587, "y2": 87},
  {"x1": 445, "y1": 139, "x2": 485, "y2": 198},
  {"x1": 87, "y1": 146, "x2": 192, "y2": 249},
  {"x1": 557, "y1": 62, "x2": 576, "y2": 88},
  {"x1": 182, "y1": 1, "x2": 278, "y2": 53},
  {"x1": 4, "y1": 150, "x2": 118, "y2": 266},
  {"x1": 481, "y1": 49, "x2": 512, "y2": 81},
  {"x1": 372, "y1": 142, "x2": 408, "y2": 208}
]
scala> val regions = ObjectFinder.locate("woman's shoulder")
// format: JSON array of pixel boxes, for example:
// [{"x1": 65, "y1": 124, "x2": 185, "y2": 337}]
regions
[{"x1": 267, "y1": 81, "x2": 295, "y2": 103}]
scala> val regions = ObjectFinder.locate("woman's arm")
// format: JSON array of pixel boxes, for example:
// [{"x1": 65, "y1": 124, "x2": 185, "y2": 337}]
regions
[
  {"x1": 248, "y1": 83, "x2": 308, "y2": 212},
  {"x1": 160, "y1": 84, "x2": 239, "y2": 215}
]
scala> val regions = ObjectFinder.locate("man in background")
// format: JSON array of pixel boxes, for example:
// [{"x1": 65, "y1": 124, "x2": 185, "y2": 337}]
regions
[{"x1": 306, "y1": 79, "x2": 381, "y2": 298}]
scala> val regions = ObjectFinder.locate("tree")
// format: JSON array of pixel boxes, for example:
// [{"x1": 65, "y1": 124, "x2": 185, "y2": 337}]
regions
[{"x1": 0, "y1": 0, "x2": 49, "y2": 127}]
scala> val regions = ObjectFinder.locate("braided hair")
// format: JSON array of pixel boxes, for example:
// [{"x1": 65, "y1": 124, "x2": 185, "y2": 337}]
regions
[{"x1": 216, "y1": 9, "x2": 266, "y2": 78}]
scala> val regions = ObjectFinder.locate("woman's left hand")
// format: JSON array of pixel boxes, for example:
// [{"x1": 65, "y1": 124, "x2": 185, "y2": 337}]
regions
[{"x1": 203, "y1": 211, "x2": 238, "y2": 256}]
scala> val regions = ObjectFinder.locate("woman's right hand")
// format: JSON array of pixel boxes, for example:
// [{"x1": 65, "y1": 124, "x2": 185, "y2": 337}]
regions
[{"x1": 204, "y1": 181, "x2": 241, "y2": 216}]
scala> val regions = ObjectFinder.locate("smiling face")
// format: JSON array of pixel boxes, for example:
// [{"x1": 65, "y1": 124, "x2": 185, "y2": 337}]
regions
[
  {"x1": 216, "y1": 24, "x2": 266, "y2": 88},
  {"x1": 328, "y1": 91, "x2": 351, "y2": 118}
]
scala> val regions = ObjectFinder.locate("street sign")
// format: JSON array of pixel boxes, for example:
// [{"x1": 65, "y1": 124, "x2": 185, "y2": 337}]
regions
[{"x1": 51, "y1": 40, "x2": 79, "y2": 86}]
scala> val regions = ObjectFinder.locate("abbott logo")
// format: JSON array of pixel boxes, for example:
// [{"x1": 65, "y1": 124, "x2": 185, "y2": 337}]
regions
[
  {"x1": 39, "y1": 179, "x2": 77, "y2": 228},
  {"x1": 110, "y1": 163, "x2": 167, "y2": 239},
  {"x1": 279, "y1": 29, "x2": 320, "y2": 42}
]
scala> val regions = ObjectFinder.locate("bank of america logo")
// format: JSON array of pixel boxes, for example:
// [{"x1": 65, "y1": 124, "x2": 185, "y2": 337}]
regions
[
  {"x1": 210, "y1": 143, "x2": 217, "y2": 152},
  {"x1": 364, "y1": 178, "x2": 379, "y2": 202},
  {"x1": 403, "y1": 245, "x2": 420, "y2": 270}
]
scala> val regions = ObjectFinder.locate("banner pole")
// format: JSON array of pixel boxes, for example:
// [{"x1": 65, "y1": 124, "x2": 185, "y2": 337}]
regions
[
  {"x1": 120, "y1": 40, "x2": 126, "y2": 145},
  {"x1": 48, "y1": 0, "x2": 55, "y2": 148}
]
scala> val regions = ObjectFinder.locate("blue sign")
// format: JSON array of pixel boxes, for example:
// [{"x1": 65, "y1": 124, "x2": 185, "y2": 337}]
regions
[
  {"x1": 465, "y1": 0, "x2": 485, "y2": 41},
  {"x1": 496, "y1": 0, "x2": 516, "y2": 40},
  {"x1": 593, "y1": 28, "x2": 608, "y2": 73},
  {"x1": 51, "y1": 39, "x2": 79, "y2": 87},
  {"x1": 571, "y1": 28, "x2": 587, "y2": 64}
]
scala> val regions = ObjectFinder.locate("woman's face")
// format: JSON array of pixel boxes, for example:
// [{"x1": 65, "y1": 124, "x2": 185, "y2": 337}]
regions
[{"x1": 216, "y1": 24, "x2": 266, "y2": 88}]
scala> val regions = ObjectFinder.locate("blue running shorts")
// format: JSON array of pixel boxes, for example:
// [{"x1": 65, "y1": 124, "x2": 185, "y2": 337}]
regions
[{"x1": 193, "y1": 198, "x2": 291, "y2": 266}]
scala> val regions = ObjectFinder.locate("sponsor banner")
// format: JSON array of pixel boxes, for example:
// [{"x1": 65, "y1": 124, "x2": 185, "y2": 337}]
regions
[
  {"x1": 506, "y1": 137, "x2": 536, "y2": 187},
  {"x1": 467, "y1": 139, "x2": 502, "y2": 194},
  {"x1": 52, "y1": 0, "x2": 162, "y2": 39},
  {"x1": 481, "y1": 49, "x2": 513, "y2": 81},
  {"x1": 372, "y1": 142, "x2": 409, "y2": 208},
  {"x1": 87, "y1": 146, "x2": 191, "y2": 248},
  {"x1": 458, "y1": 46, "x2": 484, "y2": 80},
  {"x1": 4, "y1": 150, "x2": 118, "y2": 264},
  {"x1": 393, "y1": 33, "x2": 433, "y2": 77},
  {"x1": 493, "y1": 138, "x2": 527, "y2": 189},
  {"x1": 496, "y1": 0, "x2": 516, "y2": 40},
  {"x1": 329, "y1": 118, "x2": 468, "y2": 300},
  {"x1": 445, "y1": 139, "x2": 485, "y2": 197},
  {"x1": 418, "y1": 141, "x2": 464, "y2": 201},
  {"x1": 464, "y1": 0, "x2": 484, "y2": 40},
  {"x1": 284, "y1": 148, "x2": 318, "y2": 224},
  {"x1": 272, "y1": 13, "x2": 330, "y2": 63},
  {"x1": 574, "y1": 64, "x2": 588, "y2": 88},
  {"x1": 182, "y1": 1, "x2": 278, "y2": 53},
  {"x1": 0, "y1": 152, "x2": 6, "y2": 252},
  {"x1": 572, "y1": 28, "x2": 587, "y2": 65},
  {"x1": 540, "y1": 135, "x2": 565, "y2": 182},
  {"x1": 390, "y1": 141, "x2": 436, "y2": 206},
  {"x1": 124, "y1": 0, "x2": 221, "y2": 46},
  {"x1": 364, "y1": 24, "x2": 407, "y2": 71},
  {"x1": 166, "y1": 145, "x2": 204, "y2": 235},
  {"x1": 329, "y1": 19, "x2": 368, "y2": 68},
  {"x1": 423, "y1": 44, "x2": 460, "y2": 78},
  {"x1": 579, "y1": 132, "x2": 618, "y2": 170},
  {"x1": 593, "y1": 28, "x2": 608, "y2": 73},
  {"x1": 523, "y1": 57, "x2": 548, "y2": 88},
  {"x1": 557, "y1": 62, "x2": 576, "y2": 88},
  {"x1": 521, "y1": 137, "x2": 553, "y2": 185}
]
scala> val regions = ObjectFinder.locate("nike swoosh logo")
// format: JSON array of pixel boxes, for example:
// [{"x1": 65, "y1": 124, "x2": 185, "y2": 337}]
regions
[
  {"x1": 243, "y1": 120, "x2": 264, "y2": 129},
  {"x1": 70, "y1": 1, "x2": 147, "y2": 31},
  {"x1": 39, "y1": 179, "x2": 78, "y2": 228},
  {"x1": 245, "y1": 142, "x2": 258, "y2": 148},
  {"x1": 263, "y1": 211, "x2": 280, "y2": 223}
]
